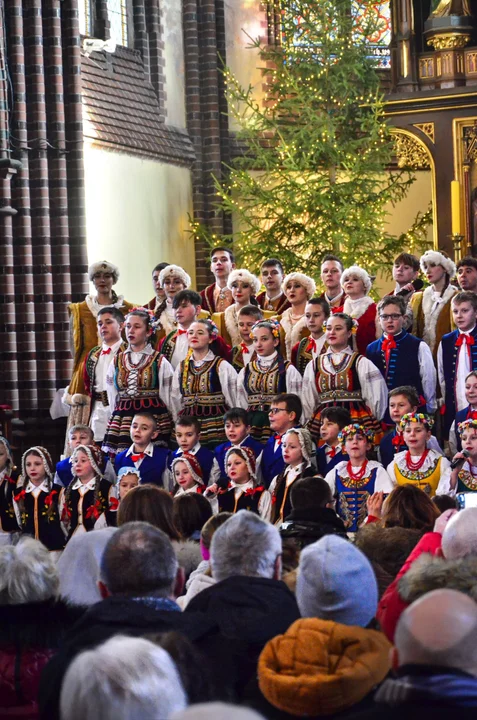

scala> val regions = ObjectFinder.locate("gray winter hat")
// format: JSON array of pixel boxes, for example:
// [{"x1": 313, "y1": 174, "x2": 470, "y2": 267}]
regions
[{"x1": 296, "y1": 534, "x2": 378, "y2": 627}]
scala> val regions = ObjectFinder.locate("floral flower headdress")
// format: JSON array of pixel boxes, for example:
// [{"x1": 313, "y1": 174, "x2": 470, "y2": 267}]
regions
[
  {"x1": 127, "y1": 307, "x2": 161, "y2": 332},
  {"x1": 457, "y1": 419, "x2": 477, "y2": 437},
  {"x1": 250, "y1": 319, "x2": 281, "y2": 340},
  {"x1": 338, "y1": 423, "x2": 374, "y2": 443},
  {"x1": 399, "y1": 412, "x2": 434, "y2": 432}
]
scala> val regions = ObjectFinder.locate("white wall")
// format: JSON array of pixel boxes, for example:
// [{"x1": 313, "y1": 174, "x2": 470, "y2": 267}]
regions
[{"x1": 83, "y1": 142, "x2": 195, "y2": 304}]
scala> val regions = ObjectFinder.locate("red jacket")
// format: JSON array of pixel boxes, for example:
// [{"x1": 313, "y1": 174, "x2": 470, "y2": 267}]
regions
[{"x1": 377, "y1": 531, "x2": 442, "y2": 642}]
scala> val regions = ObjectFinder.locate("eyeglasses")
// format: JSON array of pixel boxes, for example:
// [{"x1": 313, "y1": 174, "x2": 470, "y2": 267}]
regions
[
  {"x1": 379, "y1": 314, "x2": 403, "y2": 321},
  {"x1": 268, "y1": 408, "x2": 287, "y2": 415}
]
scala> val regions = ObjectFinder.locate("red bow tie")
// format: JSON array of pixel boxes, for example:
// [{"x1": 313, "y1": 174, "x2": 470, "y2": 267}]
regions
[
  {"x1": 469, "y1": 410, "x2": 477, "y2": 420},
  {"x1": 381, "y1": 336, "x2": 397, "y2": 367},
  {"x1": 456, "y1": 333, "x2": 475, "y2": 347},
  {"x1": 392, "y1": 433, "x2": 405, "y2": 448},
  {"x1": 275, "y1": 435, "x2": 282, "y2": 445},
  {"x1": 177, "y1": 329, "x2": 188, "y2": 336},
  {"x1": 306, "y1": 338, "x2": 316, "y2": 353},
  {"x1": 131, "y1": 452, "x2": 145, "y2": 462},
  {"x1": 101, "y1": 347, "x2": 112, "y2": 355},
  {"x1": 328, "y1": 446, "x2": 338, "y2": 458},
  {"x1": 241, "y1": 342, "x2": 251, "y2": 354}
]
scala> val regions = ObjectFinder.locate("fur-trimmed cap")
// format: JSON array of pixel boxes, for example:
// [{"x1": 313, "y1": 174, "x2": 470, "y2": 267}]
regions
[
  {"x1": 21, "y1": 446, "x2": 54, "y2": 481},
  {"x1": 0, "y1": 436, "x2": 13, "y2": 474},
  {"x1": 420, "y1": 250, "x2": 456, "y2": 279},
  {"x1": 171, "y1": 452, "x2": 204, "y2": 486},
  {"x1": 282, "y1": 272, "x2": 316, "y2": 300},
  {"x1": 159, "y1": 264, "x2": 192, "y2": 289},
  {"x1": 227, "y1": 269, "x2": 261, "y2": 296},
  {"x1": 88, "y1": 260, "x2": 119, "y2": 284},
  {"x1": 340, "y1": 265, "x2": 372, "y2": 294},
  {"x1": 225, "y1": 445, "x2": 257, "y2": 480},
  {"x1": 71, "y1": 444, "x2": 106, "y2": 478},
  {"x1": 283, "y1": 427, "x2": 313, "y2": 463}
]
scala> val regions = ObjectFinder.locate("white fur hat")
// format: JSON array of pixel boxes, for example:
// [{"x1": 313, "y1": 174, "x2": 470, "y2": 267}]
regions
[
  {"x1": 420, "y1": 250, "x2": 456, "y2": 279},
  {"x1": 282, "y1": 272, "x2": 316, "y2": 300},
  {"x1": 340, "y1": 265, "x2": 372, "y2": 294},
  {"x1": 159, "y1": 264, "x2": 192, "y2": 289},
  {"x1": 227, "y1": 269, "x2": 261, "y2": 296},
  {"x1": 88, "y1": 260, "x2": 119, "y2": 284}
]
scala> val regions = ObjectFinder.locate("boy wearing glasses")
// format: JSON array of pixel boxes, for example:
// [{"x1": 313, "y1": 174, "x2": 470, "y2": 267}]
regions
[
  {"x1": 366, "y1": 296, "x2": 436, "y2": 424},
  {"x1": 259, "y1": 393, "x2": 303, "y2": 488}
]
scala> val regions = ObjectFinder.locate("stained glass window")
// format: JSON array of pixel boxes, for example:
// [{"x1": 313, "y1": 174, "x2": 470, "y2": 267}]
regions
[
  {"x1": 107, "y1": 0, "x2": 128, "y2": 46},
  {"x1": 353, "y1": 1, "x2": 392, "y2": 69}
]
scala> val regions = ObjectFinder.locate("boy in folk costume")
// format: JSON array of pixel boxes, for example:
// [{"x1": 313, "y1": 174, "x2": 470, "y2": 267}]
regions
[
  {"x1": 449, "y1": 371, "x2": 477, "y2": 455},
  {"x1": 324, "y1": 424, "x2": 394, "y2": 533},
  {"x1": 386, "y1": 412, "x2": 451, "y2": 497},
  {"x1": 215, "y1": 408, "x2": 263, "y2": 480},
  {"x1": 438, "y1": 291, "x2": 477, "y2": 439},
  {"x1": 59, "y1": 444, "x2": 117, "y2": 541},
  {"x1": 166, "y1": 417, "x2": 220, "y2": 489},
  {"x1": 145, "y1": 262, "x2": 169, "y2": 314},
  {"x1": 291, "y1": 297, "x2": 330, "y2": 376},
  {"x1": 410, "y1": 250, "x2": 458, "y2": 359},
  {"x1": 366, "y1": 295, "x2": 436, "y2": 424},
  {"x1": 83, "y1": 306, "x2": 126, "y2": 443},
  {"x1": 200, "y1": 247, "x2": 236, "y2": 314},
  {"x1": 257, "y1": 259, "x2": 291, "y2": 315},
  {"x1": 158, "y1": 290, "x2": 230, "y2": 369},
  {"x1": 64, "y1": 260, "x2": 134, "y2": 451},
  {"x1": 231, "y1": 305, "x2": 263, "y2": 372},
  {"x1": 55, "y1": 424, "x2": 116, "y2": 488},
  {"x1": 320, "y1": 254, "x2": 347, "y2": 314},
  {"x1": 237, "y1": 319, "x2": 302, "y2": 444},
  {"x1": 115, "y1": 412, "x2": 169, "y2": 487},
  {"x1": 269, "y1": 427, "x2": 315, "y2": 526},
  {"x1": 0, "y1": 437, "x2": 20, "y2": 537},
  {"x1": 385, "y1": 252, "x2": 421, "y2": 331},
  {"x1": 279, "y1": 273, "x2": 316, "y2": 361},
  {"x1": 212, "y1": 269, "x2": 264, "y2": 347},
  {"x1": 341, "y1": 265, "x2": 379, "y2": 355},
  {"x1": 316, "y1": 406, "x2": 350, "y2": 477}
]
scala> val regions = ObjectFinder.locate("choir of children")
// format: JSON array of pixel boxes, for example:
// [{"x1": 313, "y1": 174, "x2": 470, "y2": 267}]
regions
[{"x1": 12, "y1": 245, "x2": 477, "y2": 559}]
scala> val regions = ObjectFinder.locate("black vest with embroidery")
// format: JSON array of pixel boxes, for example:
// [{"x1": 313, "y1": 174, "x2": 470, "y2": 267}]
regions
[
  {"x1": 295, "y1": 338, "x2": 313, "y2": 376},
  {"x1": 217, "y1": 486, "x2": 264, "y2": 515},
  {"x1": 159, "y1": 331, "x2": 179, "y2": 364},
  {"x1": 243, "y1": 356, "x2": 288, "y2": 411},
  {"x1": 16, "y1": 487, "x2": 65, "y2": 550},
  {"x1": 0, "y1": 475, "x2": 19, "y2": 532},
  {"x1": 271, "y1": 465, "x2": 314, "y2": 524},
  {"x1": 62, "y1": 477, "x2": 116, "y2": 541}
]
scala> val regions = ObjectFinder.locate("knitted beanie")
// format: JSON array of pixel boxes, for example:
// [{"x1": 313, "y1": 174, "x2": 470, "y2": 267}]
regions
[{"x1": 296, "y1": 535, "x2": 378, "y2": 627}]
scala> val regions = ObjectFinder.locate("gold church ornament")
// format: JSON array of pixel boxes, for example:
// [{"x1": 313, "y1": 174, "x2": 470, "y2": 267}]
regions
[
  {"x1": 413, "y1": 123, "x2": 436, "y2": 144},
  {"x1": 427, "y1": 32, "x2": 471, "y2": 50},
  {"x1": 430, "y1": 0, "x2": 471, "y2": 17},
  {"x1": 394, "y1": 134, "x2": 431, "y2": 170}
]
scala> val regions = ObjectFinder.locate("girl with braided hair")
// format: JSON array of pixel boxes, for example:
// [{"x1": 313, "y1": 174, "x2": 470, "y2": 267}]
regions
[
  {"x1": 237, "y1": 319, "x2": 302, "y2": 444},
  {"x1": 171, "y1": 319, "x2": 238, "y2": 448},
  {"x1": 268, "y1": 428, "x2": 315, "y2": 526},
  {"x1": 13, "y1": 447, "x2": 65, "y2": 552},
  {"x1": 102, "y1": 307, "x2": 174, "y2": 455},
  {"x1": 58, "y1": 444, "x2": 118, "y2": 541}
]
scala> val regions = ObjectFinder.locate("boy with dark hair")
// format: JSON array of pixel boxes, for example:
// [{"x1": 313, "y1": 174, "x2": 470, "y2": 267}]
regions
[
  {"x1": 257, "y1": 259, "x2": 291, "y2": 314},
  {"x1": 438, "y1": 290, "x2": 477, "y2": 438},
  {"x1": 280, "y1": 476, "x2": 347, "y2": 549},
  {"x1": 316, "y1": 406, "x2": 350, "y2": 476},
  {"x1": 145, "y1": 262, "x2": 170, "y2": 312},
  {"x1": 320, "y1": 254, "x2": 346, "y2": 313},
  {"x1": 114, "y1": 412, "x2": 169, "y2": 486},
  {"x1": 232, "y1": 305, "x2": 263, "y2": 372},
  {"x1": 367, "y1": 295, "x2": 436, "y2": 423},
  {"x1": 456, "y1": 256, "x2": 477, "y2": 294},
  {"x1": 200, "y1": 247, "x2": 236, "y2": 314},
  {"x1": 166, "y1": 417, "x2": 220, "y2": 489},
  {"x1": 260, "y1": 393, "x2": 303, "y2": 488},
  {"x1": 390, "y1": 252, "x2": 420, "y2": 293},
  {"x1": 291, "y1": 297, "x2": 330, "y2": 375},
  {"x1": 215, "y1": 408, "x2": 263, "y2": 478}
]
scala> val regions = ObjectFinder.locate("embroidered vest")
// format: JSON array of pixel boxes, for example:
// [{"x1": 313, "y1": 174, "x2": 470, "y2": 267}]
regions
[
  {"x1": 294, "y1": 337, "x2": 314, "y2": 376},
  {"x1": 62, "y1": 478, "x2": 116, "y2": 541},
  {"x1": 315, "y1": 352, "x2": 362, "y2": 403},
  {"x1": 159, "y1": 331, "x2": 179, "y2": 364},
  {"x1": 335, "y1": 465, "x2": 378, "y2": 532},
  {"x1": 217, "y1": 486, "x2": 264, "y2": 515},
  {"x1": 115, "y1": 349, "x2": 163, "y2": 399},
  {"x1": 271, "y1": 465, "x2": 313, "y2": 524},
  {"x1": 366, "y1": 332, "x2": 424, "y2": 395},
  {"x1": 441, "y1": 329, "x2": 477, "y2": 437},
  {"x1": 394, "y1": 455, "x2": 442, "y2": 496},
  {"x1": 179, "y1": 356, "x2": 226, "y2": 415},
  {"x1": 243, "y1": 357, "x2": 288, "y2": 411},
  {"x1": 457, "y1": 467, "x2": 477, "y2": 493},
  {"x1": 0, "y1": 476, "x2": 19, "y2": 532},
  {"x1": 17, "y1": 488, "x2": 65, "y2": 550}
]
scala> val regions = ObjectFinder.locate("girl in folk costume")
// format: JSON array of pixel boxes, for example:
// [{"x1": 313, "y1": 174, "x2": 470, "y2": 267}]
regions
[
  {"x1": 279, "y1": 273, "x2": 316, "y2": 361},
  {"x1": 171, "y1": 453, "x2": 206, "y2": 497},
  {"x1": 449, "y1": 419, "x2": 477, "y2": 495},
  {"x1": 0, "y1": 437, "x2": 20, "y2": 536},
  {"x1": 64, "y1": 260, "x2": 134, "y2": 451},
  {"x1": 341, "y1": 265, "x2": 379, "y2": 356},
  {"x1": 237, "y1": 319, "x2": 302, "y2": 444},
  {"x1": 410, "y1": 250, "x2": 458, "y2": 359},
  {"x1": 303, "y1": 313, "x2": 387, "y2": 447},
  {"x1": 212, "y1": 269, "x2": 263, "y2": 347},
  {"x1": 59, "y1": 444, "x2": 118, "y2": 541},
  {"x1": 153, "y1": 264, "x2": 192, "y2": 344},
  {"x1": 102, "y1": 307, "x2": 173, "y2": 455},
  {"x1": 324, "y1": 424, "x2": 394, "y2": 533},
  {"x1": 13, "y1": 447, "x2": 65, "y2": 552},
  {"x1": 291, "y1": 297, "x2": 330, "y2": 376},
  {"x1": 171, "y1": 319, "x2": 238, "y2": 448},
  {"x1": 213, "y1": 446, "x2": 272, "y2": 520},
  {"x1": 269, "y1": 427, "x2": 315, "y2": 526},
  {"x1": 387, "y1": 413, "x2": 451, "y2": 497}
]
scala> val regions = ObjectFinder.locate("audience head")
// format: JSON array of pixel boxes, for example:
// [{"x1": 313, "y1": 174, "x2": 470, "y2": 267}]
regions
[
  {"x1": 442, "y1": 508, "x2": 477, "y2": 560},
  {"x1": 210, "y1": 511, "x2": 282, "y2": 583},
  {"x1": 432, "y1": 494, "x2": 459, "y2": 514},
  {"x1": 296, "y1": 535, "x2": 378, "y2": 627},
  {"x1": 100, "y1": 521, "x2": 181, "y2": 598},
  {"x1": 0, "y1": 538, "x2": 59, "y2": 605},
  {"x1": 60, "y1": 635, "x2": 186, "y2": 720},
  {"x1": 173, "y1": 493, "x2": 213, "y2": 540},
  {"x1": 200, "y1": 512, "x2": 233, "y2": 561},
  {"x1": 381, "y1": 484, "x2": 439, "y2": 531},
  {"x1": 174, "y1": 704, "x2": 265, "y2": 720},
  {"x1": 57, "y1": 528, "x2": 117, "y2": 606},
  {"x1": 117, "y1": 485, "x2": 180, "y2": 541},
  {"x1": 290, "y1": 476, "x2": 333, "y2": 513},
  {"x1": 394, "y1": 589, "x2": 477, "y2": 677}
]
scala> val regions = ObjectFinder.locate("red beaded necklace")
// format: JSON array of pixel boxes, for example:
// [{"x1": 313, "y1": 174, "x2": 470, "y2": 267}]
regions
[
  {"x1": 405, "y1": 448, "x2": 429, "y2": 472},
  {"x1": 346, "y1": 460, "x2": 368, "y2": 482}
]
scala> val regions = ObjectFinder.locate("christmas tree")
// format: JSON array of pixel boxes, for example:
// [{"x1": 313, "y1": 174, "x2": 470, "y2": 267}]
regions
[{"x1": 193, "y1": 0, "x2": 432, "y2": 276}]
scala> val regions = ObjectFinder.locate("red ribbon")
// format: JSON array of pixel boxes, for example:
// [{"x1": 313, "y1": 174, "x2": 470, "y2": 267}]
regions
[
  {"x1": 101, "y1": 347, "x2": 112, "y2": 355},
  {"x1": 131, "y1": 453, "x2": 145, "y2": 462},
  {"x1": 328, "y1": 446, "x2": 337, "y2": 458},
  {"x1": 455, "y1": 333, "x2": 475, "y2": 347},
  {"x1": 240, "y1": 342, "x2": 251, "y2": 353},
  {"x1": 177, "y1": 329, "x2": 188, "y2": 336},
  {"x1": 305, "y1": 338, "x2": 316, "y2": 353},
  {"x1": 382, "y1": 335, "x2": 397, "y2": 367},
  {"x1": 274, "y1": 435, "x2": 282, "y2": 445}
]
